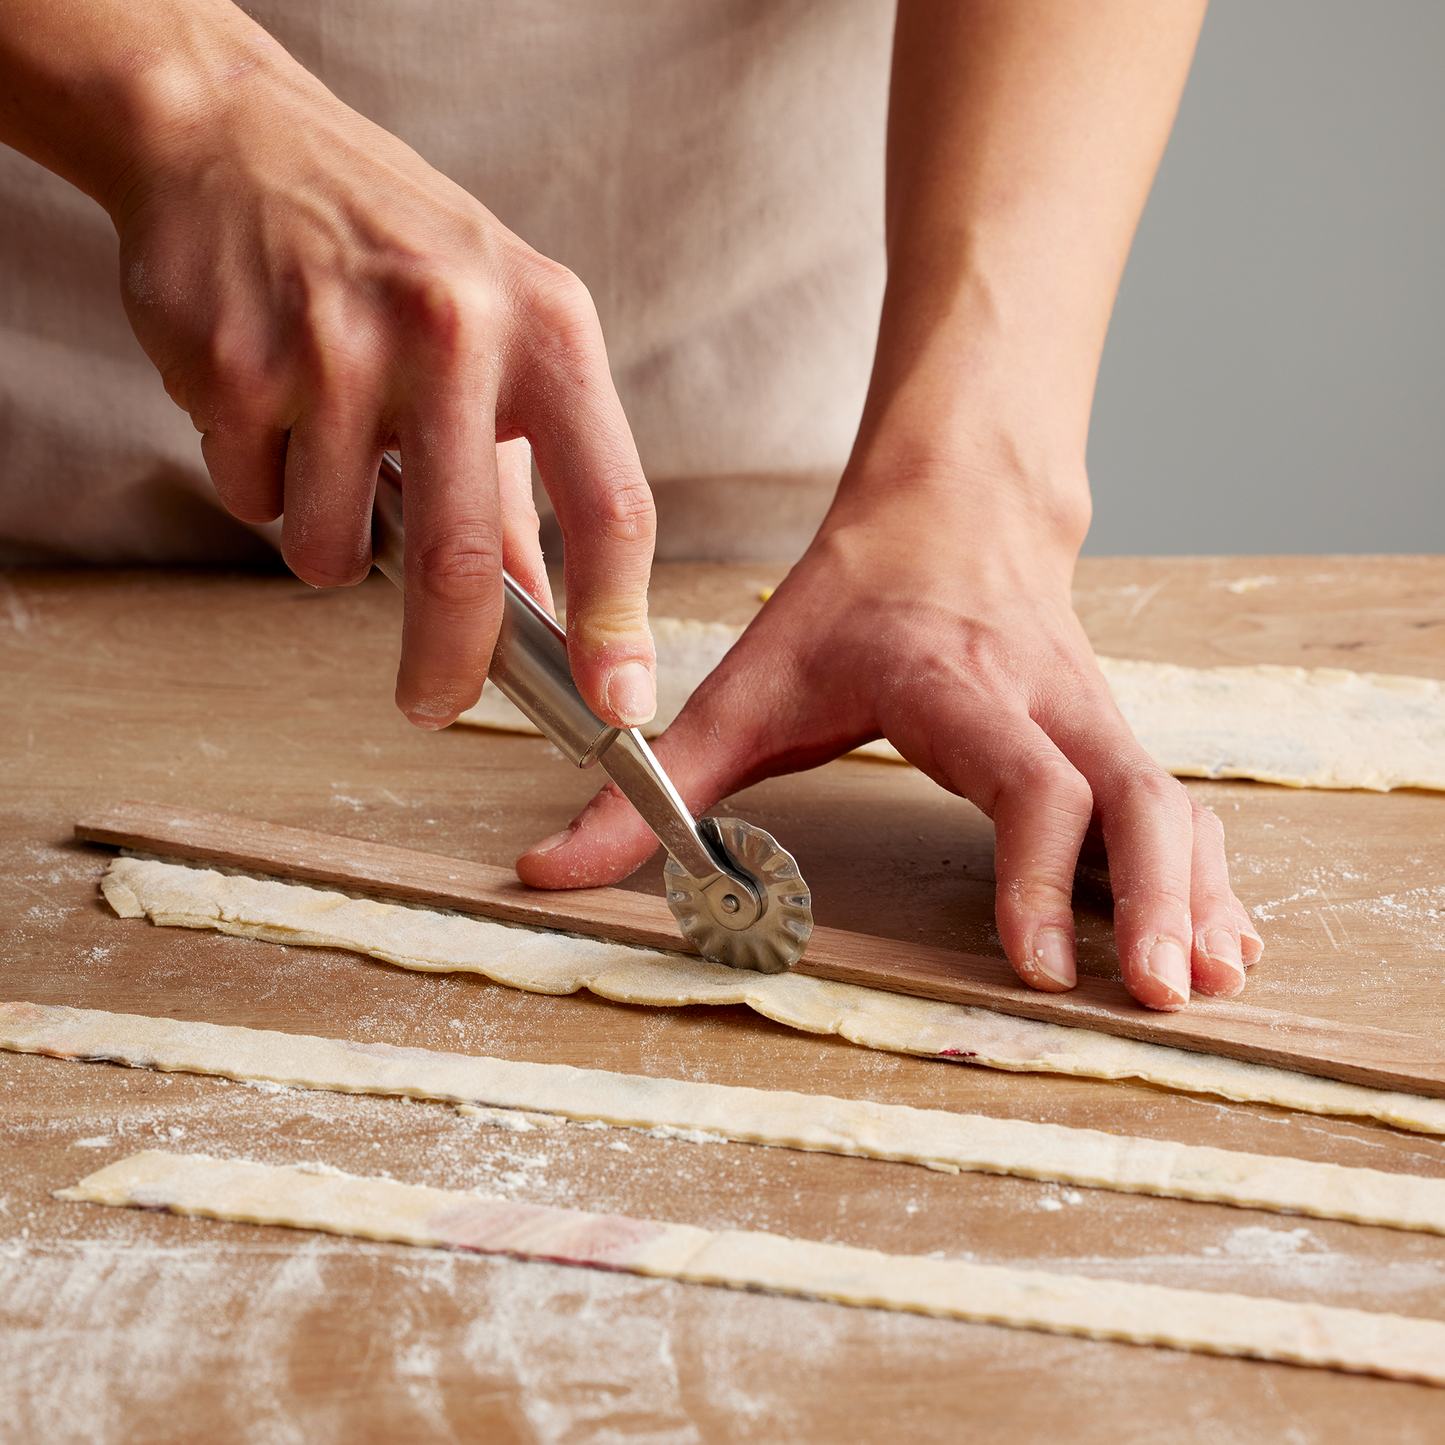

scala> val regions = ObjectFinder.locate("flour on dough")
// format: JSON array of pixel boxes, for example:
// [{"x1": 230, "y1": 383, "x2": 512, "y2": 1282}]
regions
[
  {"x1": 9, "y1": 999, "x2": 1445, "y2": 1232},
  {"x1": 56, "y1": 1151, "x2": 1445, "y2": 1385},
  {"x1": 457, "y1": 617, "x2": 1445, "y2": 791},
  {"x1": 97, "y1": 857, "x2": 1445, "y2": 1136}
]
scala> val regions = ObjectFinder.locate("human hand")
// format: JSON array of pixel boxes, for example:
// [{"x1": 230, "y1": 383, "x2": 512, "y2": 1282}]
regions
[
  {"x1": 518, "y1": 473, "x2": 1264, "y2": 1011},
  {"x1": 517, "y1": 0, "x2": 1250, "y2": 1010},
  {"x1": 39, "y1": 1, "x2": 656, "y2": 728}
]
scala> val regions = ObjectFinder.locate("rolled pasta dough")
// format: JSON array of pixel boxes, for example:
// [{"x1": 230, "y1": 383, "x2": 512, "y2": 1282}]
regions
[
  {"x1": 7, "y1": 1000, "x2": 1445, "y2": 1232},
  {"x1": 56, "y1": 1151, "x2": 1445, "y2": 1386}
]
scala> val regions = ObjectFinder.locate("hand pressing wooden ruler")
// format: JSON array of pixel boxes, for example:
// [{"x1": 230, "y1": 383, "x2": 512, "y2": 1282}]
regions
[{"x1": 75, "y1": 800, "x2": 1445, "y2": 1098}]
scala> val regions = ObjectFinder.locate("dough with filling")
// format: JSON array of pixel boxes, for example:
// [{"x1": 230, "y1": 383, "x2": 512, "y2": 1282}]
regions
[{"x1": 56, "y1": 1151, "x2": 1445, "y2": 1385}]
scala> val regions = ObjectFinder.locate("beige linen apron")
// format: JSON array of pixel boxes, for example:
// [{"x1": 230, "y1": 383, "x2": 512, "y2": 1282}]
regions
[{"x1": 0, "y1": 1, "x2": 890, "y2": 565}]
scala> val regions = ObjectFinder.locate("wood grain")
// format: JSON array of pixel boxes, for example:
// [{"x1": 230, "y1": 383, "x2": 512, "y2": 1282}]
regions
[
  {"x1": 75, "y1": 798, "x2": 1445, "y2": 1098},
  {"x1": 6, "y1": 561, "x2": 1445, "y2": 1443}
]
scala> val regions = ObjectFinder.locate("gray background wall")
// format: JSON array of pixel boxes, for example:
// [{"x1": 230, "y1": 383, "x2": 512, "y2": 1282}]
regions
[{"x1": 1085, "y1": 1, "x2": 1445, "y2": 556}]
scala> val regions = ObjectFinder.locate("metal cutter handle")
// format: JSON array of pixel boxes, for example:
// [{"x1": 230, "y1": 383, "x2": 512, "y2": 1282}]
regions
[{"x1": 371, "y1": 455, "x2": 764, "y2": 926}]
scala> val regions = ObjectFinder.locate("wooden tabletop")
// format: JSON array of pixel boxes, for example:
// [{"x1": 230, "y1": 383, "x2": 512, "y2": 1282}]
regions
[{"x1": 2, "y1": 556, "x2": 1443, "y2": 1444}]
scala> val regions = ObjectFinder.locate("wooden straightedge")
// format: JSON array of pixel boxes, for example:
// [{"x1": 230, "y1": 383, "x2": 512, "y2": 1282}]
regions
[{"x1": 75, "y1": 800, "x2": 1445, "y2": 1099}]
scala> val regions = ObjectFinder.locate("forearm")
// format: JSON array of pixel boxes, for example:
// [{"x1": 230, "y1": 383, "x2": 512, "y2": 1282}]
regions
[
  {"x1": 854, "y1": 0, "x2": 1206, "y2": 540},
  {"x1": 0, "y1": 0, "x2": 303, "y2": 215}
]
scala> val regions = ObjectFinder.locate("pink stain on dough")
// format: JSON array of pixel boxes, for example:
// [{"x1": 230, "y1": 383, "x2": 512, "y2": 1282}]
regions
[
  {"x1": 429, "y1": 1198, "x2": 669, "y2": 1269},
  {"x1": 0, "y1": 1003, "x2": 102, "y2": 1061},
  {"x1": 0, "y1": 1002, "x2": 48, "y2": 1024}
]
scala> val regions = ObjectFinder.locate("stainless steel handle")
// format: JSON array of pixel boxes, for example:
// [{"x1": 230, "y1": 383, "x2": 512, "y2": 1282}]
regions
[
  {"x1": 370, "y1": 455, "x2": 762, "y2": 923},
  {"x1": 489, "y1": 573, "x2": 621, "y2": 769}
]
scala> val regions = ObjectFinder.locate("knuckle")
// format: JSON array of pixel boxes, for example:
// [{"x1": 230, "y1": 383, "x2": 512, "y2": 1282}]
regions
[
  {"x1": 1037, "y1": 758, "x2": 1094, "y2": 813},
  {"x1": 1114, "y1": 893, "x2": 1196, "y2": 939},
  {"x1": 306, "y1": 327, "x2": 375, "y2": 397},
  {"x1": 1122, "y1": 763, "x2": 1192, "y2": 819},
  {"x1": 407, "y1": 271, "x2": 499, "y2": 366},
  {"x1": 521, "y1": 263, "x2": 605, "y2": 369},
  {"x1": 284, "y1": 537, "x2": 368, "y2": 588},
  {"x1": 1000, "y1": 875, "x2": 1074, "y2": 919},
  {"x1": 1193, "y1": 888, "x2": 1239, "y2": 921},
  {"x1": 1192, "y1": 800, "x2": 1227, "y2": 845},
  {"x1": 205, "y1": 325, "x2": 283, "y2": 416},
  {"x1": 590, "y1": 473, "x2": 657, "y2": 547},
  {"x1": 568, "y1": 607, "x2": 653, "y2": 663},
  {"x1": 213, "y1": 472, "x2": 282, "y2": 523},
  {"x1": 528, "y1": 261, "x2": 597, "y2": 333},
  {"x1": 1007, "y1": 751, "x2": 1093, "y2": 820},
  {"x1": 414, "y1": 531, "x2": 502, "y2": 606},
  {"x1": 206, "y1": 344, "x2": 260, "y2": 398}
]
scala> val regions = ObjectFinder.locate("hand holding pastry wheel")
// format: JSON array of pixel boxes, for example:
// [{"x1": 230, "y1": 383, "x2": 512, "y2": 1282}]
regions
[{"x1": 371, "y1": 456, "x2": 814, "y2": 972}]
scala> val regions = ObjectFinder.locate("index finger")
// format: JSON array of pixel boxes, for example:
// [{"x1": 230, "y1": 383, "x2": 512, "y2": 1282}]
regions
[{"x1": 504, "y1": 268, "x2": 657, "y2": 729}]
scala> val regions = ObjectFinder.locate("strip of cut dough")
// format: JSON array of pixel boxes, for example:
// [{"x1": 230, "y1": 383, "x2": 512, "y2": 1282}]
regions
[
  {"x1": 458, "y1": 618, "x2": 1445, "y2": 791},
  {"x1": 98, "y1": 857, "x2": 1445, "y2": 1136},
  {"x1": 1097, "y1": 658, "x2": 1445, "y2": 792},
  {"x1": 9, "y1": 1000, "x2": 1445, "y2": 1231},
  {"x1": 55, "y1": 1151, "x2": 1445, "y2": 1385}
]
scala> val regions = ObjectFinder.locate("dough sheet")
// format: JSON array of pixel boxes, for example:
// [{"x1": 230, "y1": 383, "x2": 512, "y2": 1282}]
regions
[
  {"x1": 8, "y1": 999, "x2": 1445, "y2": 1230},
  {"x1": 99, "y1": 857, "x2": 1445, "y2": 1135},
  {"x1": 1097, "y1": 657, "x2": 1445, "y2": 792},
  {"x1": 458, "y1": 619, "x2": 1445, "y2": 791},
  {"x1": 56, "y1": 1151, "x2": 1445, "y2": 1385}
]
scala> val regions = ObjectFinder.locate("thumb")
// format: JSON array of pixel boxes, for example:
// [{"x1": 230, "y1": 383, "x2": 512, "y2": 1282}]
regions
[
  {"x1": 516, "y1": 649, "x2": 781, "y2": 889},
  {"x1": 514, "y1": 779, "x2": 661, "y2": 889}
]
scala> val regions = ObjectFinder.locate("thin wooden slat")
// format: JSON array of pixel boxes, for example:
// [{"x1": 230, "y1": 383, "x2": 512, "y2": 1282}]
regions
[
  {"x1": 77, "y1": 799, "x2": 684, "y2": 952},
  {"x1": 75, "y1": 800, "x2": 1445, "y2": 1098}
]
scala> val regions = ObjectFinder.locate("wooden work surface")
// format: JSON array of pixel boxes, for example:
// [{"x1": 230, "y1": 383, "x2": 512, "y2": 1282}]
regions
[{"x1": 2, "y1": 556, "x2": 1444, "y2": 1443}]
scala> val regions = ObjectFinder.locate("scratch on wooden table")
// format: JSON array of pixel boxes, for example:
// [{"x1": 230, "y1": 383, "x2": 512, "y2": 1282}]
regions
[{"x1": 1126, "y1": 577, "x2": 1170, "y2": 622}]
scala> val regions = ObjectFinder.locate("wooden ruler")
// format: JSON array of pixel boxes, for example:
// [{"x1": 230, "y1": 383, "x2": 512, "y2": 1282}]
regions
[{"x1": 75, "y1": 799, "x2": 1445, "y2": 1098}]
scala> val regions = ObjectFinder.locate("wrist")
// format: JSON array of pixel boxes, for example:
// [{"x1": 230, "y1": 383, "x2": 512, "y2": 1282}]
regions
[
  {"x1": 0, "y1": 0, "x2": 298, "y2": 219},
  {"x1": 97, "y1": 9, "x2": 306, "y2": 222},
  {"x1": 840, "y1": 292, "x2": 1098, "y2": 561},
  {"x1": 834, "y1": 405, "x2": 1094, "y2": 566}
]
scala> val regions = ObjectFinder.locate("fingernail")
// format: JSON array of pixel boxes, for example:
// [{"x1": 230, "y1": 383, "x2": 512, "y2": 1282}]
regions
[
  {"x1": 1202, "y1": 928, "x2": 1247, "y2": 995},
  {"x1": 403, "y1": 696, "x2": 459, "y2": 730},
  {"x1": 1145, "y1": 938, "x2": 1191, "y2": 1005},
  {"x1": 606, "y1": 662, "x2": 656, "y2": 727},
  {"x1": 1240, "y1": 925, "x2": 1265, "y2": 965},
  {"x1": 528, "y1": 827, "x2": 575, "y2": 856},
  {"x1": 1202, "y1": 927, "x2": 1243, "y2": 969},
  {"x1": 1032, "y1": 929, "x2": 1077, "y2": 989}
]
